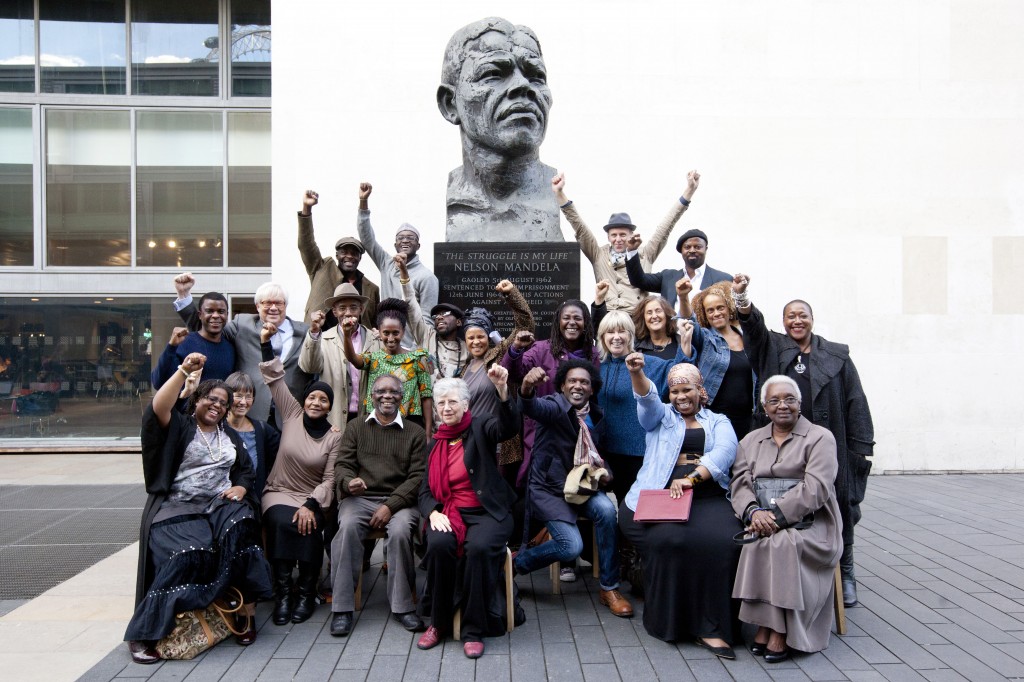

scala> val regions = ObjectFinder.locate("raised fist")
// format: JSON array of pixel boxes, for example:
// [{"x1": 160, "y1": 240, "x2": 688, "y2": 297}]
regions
[
  {"x1": 625, "y1": 351, "x2": 646, "y2": 372},
  {"x1": 626, "y1": 233, "x2": 642, "y2": 251},
  {"x1": 495, "y1": 279, "x2": 513, "y2": 295},
  {"x1": 675, "y1": 277, "x2": 693, "y2": 298},
  {"x1": 302, "y1": 190, "x2": 318, "y2": 212},
  {"x1": 551, "y1": 172, "x2": 566, "y2": 194},
  {"x1": 521, "y1": 366, "x2": 549, "y2": 395},
  {"x1": 513, "y1": 330, "x2": 535, "y2": 351},
  {"x1": 358, "y1": 182, "x2": 372, "y2": 201},
  {"x1": 260, "y1": 322, "x2": 278, "y2": 345},
  {"x1": 168, "y1": 327, "x2": 189, "y2": 347},
  {"x1": 309, "y1": 310, "x2": 326, "y2": 335},
  {"x1": 174, "y1": 272, "x2": 195, "y2": 298},
  {"x1": 487, "y1": 364, "x2": 508, "y2": 387},
  {"x1": 732, "y1": 273, "x2": 750, "y2": 294}
]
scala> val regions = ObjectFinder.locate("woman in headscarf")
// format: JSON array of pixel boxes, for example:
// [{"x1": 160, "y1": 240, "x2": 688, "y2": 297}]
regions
[
  {"x1": 618, "y1": 356, "x2": 742, "y2": 658},
  {"x1": 125, "y1": 353, "x2": 272, "y2": 664},
  {"x1": 416, "y1": 368, "x2": 520, "y2": 659},
  {"x1": 258, "y1": 322, "x2": 341, "y2": 626}
]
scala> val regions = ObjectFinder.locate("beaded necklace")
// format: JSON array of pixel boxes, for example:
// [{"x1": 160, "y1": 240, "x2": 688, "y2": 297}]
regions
[{"x1": 196, "y1": 425, "x2": 224, "y2": 461}]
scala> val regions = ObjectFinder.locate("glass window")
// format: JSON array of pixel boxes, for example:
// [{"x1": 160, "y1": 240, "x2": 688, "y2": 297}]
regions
[
  {"x1": 0, "y1": 297, "x2": 159, "y2": 441},
  {"x1": 136, "y1": 110, "x2": 223, "y2": 267},
  {"x1": 0, "y1": 108, "x2": 34, "y2": 266},
  {"x1": 227, "y1": 112, "x2": 270, "y2": 266},
  {"x1": 46, "y1": 109, "x2": 131, "y2": 267},
  {"x1": 39, "y1": 0, "x2": 126, "y2": 95},
  {"x1": 131, "y1": 0, "x2": 219, "y2": 96},
  {"x1": 0, "y1": 0, "x2": 35, "y2": 93},
  {"x1": 230, "y1": 0, "x2": 271, "y2": 97}
]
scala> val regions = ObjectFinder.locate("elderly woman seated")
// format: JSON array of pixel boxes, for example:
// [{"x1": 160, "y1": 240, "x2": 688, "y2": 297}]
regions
[
  {"x1": 730, "y1": 375, "x2": 843, "y2": 663},
  {"x1": 417, "y1": 368, "x2": 520, "y2": 659}
]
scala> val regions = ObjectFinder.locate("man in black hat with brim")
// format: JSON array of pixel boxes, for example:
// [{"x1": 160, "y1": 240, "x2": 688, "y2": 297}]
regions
[{"x1": 625, "y1": 227, "x2": 732, "y2": 307}]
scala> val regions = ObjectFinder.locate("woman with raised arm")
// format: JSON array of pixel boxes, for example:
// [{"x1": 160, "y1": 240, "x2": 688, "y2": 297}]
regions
[
  {"x1": 258, "y1": 322, "x2": 341, "y2": 627},
  {"x1": 417, "y1": 367, "x2": 521, "y2": 659},
  {"x1": 631, "y1": 294, "x2": 681, "y2": 360},
  {"x1": 125, "y1": 353, "x2": 272, "y2": 664},
  {"x1": 735, "y1": 276, "x2": 874, "y2": 607}
]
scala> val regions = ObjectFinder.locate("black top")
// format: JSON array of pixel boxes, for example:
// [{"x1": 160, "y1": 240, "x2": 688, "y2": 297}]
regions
[
  {"x1": 709, "y1": 349, "x2": 753, "y2": 417},
  {"x1": 785, "y1": 352, "x2": 813, "y2": 420},
  {"x1": 636, "y1": 336, "x2": 680, "y2": 361},
  {"x1": 680, "y1": 427, "x2": 706, "y2": 455}
]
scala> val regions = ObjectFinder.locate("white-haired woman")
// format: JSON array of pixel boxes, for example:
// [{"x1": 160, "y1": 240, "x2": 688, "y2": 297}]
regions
[
  {"x1": 730, "y1": 375, "x2": 842, "y2": 662},
  {"x1": 417, "y1": 370, "x2": 520, "y2": 659}
]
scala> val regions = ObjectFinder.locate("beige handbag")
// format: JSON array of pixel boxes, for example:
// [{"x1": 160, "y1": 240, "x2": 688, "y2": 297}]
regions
[{"x1": 155, "y1": 587, "x2": 249, "y2": 660}]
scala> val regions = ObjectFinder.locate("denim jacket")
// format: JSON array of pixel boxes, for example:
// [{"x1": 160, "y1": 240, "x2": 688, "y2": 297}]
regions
[
  {"x1": 623, "y1": 384, "x2": 738, "y2": 511},
  {"x1": 685, "y1": 315, "x2": 756, "y2": 405}
]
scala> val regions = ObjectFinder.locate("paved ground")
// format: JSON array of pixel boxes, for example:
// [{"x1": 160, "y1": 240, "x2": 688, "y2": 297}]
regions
[{"x1": 3, "y1": 458, "x2": 1024, "y2": 681}]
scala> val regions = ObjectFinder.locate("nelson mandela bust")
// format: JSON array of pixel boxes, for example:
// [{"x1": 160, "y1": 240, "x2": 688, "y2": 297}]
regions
[{"x1": 438, "y1": 17, "x2": 562, "y2": 242}]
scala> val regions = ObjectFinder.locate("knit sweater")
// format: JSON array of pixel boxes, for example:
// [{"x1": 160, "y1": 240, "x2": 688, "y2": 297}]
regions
[
  {"x1": 598, "y1": 354, "x2": 674, "y2": 457},
  {"x1": 151, "y1": 333, "x2": 235, "y2": 390},
  {"x1": 334, "y1": 416, "x2": 427, "y2": 513}
]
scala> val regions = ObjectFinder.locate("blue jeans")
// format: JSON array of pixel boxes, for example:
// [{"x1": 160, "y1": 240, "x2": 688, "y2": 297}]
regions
[{"x1": 514, "y1": 492, "x2": 620, "y2": 591}]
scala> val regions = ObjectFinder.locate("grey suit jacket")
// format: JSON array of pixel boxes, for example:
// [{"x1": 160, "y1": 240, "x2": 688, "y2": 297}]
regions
[{"x1": 177, "y1": 302, "x2": 312, "y2": 426}]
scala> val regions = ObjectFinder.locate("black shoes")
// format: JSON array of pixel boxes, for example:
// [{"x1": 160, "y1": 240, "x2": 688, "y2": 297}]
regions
[
  {"x1": 330, "y1": 612, "x2": 354, "y2": 637},
  {"x1": 764, "y1": 647, "x2": 790, "y2": 663},
  {"x1": 272, "y1": 561, "x2": 294, "y2": 625},
  {"x1": 393, "y1": 611, "x2": 424, "y2": 632},
  {"x1": 749, "y1": 641, "x2": 767, "y2": 656},
  {"x1": 128, "y1": 640, "x2": 160, "y2": 665},
  {"x1": 695, "y1": 638, "x2": 736, "y2": 660},
  {"x1": 291, "y1": 567, "x2": 318, "y2": 623},
  {"x1": 842, "y1": 575, "x2": 859, "y2": 607}
]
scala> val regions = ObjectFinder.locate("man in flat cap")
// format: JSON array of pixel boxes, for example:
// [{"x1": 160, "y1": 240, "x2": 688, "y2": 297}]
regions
[
  {"x1": 298, "y1": 189, "x2": 379, "y2": 330},
  {"x1": 626, "y1": 227, "x2": 732, "y2": 306},
  {"x1": 552, "y1": 171, "x2": 701, "y2": 311},
  {"x1": 356, "y1": 183, "x2": 438, "y2": 348}
]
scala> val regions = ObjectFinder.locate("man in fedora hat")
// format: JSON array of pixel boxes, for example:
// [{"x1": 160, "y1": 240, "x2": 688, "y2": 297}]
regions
[
  {"x1": 552, "y1": 171, "x2": 700, "y2": 311},
  {"x1": 393, "y1": 253, "x2": 469, "y2": 381},
  {"x1": 298, "y1": 189, "x2": 380, "y2": 330},
  {"x1": 625, "y1": 227, "x2": 733, "y2": 306},
  {"x1": 299, "y1": 283, "x2": 384, "y2": 431}
]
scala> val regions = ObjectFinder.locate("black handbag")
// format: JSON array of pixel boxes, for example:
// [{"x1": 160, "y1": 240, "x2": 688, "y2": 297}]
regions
[{"x1": 734, "y1": 477, "x2": 813, "y2": 544}]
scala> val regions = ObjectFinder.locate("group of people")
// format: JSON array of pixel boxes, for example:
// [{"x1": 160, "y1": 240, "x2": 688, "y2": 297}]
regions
[{"x1": 128, "y1": 174, "x2": 874, "y2": 665}]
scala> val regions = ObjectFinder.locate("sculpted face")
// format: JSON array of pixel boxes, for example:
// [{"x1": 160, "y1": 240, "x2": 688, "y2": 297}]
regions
[{"x1": 447, "y1": 30, "x2": 551, "y2": 157}]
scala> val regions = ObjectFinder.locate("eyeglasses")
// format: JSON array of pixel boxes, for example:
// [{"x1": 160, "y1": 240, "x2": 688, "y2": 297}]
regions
[
  {"x1": 395, "y1": 234, "x2": 418, "y2": 243},
  {"x1": 202, "y1": 396, "x2": 229, "y2": 407},
  {"x1": 259, "y1": 300, "x2": 285, "y2": 309},
  {"x1": 765, "y1": 397, "x2": 799, "y2": 407},
  {"x1": 372, "y1": 389, "x2": 402, "y2": 397},
  {"x1": 432, "y1": 311, "x2": 454, "y2": 321}
]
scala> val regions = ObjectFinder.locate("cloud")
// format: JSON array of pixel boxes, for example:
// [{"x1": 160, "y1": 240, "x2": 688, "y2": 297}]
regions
[
  {"x1": 144, "y1": 55, "x2": 192, "y2": 64},
  {"x1": 40, "y1": 54, "x2": 88, "y2": 67},
  {"x1": 0, "y1": 55, "x2": 35, "y2": 66}
]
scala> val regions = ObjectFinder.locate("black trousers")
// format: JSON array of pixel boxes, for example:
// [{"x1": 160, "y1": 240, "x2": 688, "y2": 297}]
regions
[{"x1": 420, "y1": 507, "x2": 512, "y2": 642}]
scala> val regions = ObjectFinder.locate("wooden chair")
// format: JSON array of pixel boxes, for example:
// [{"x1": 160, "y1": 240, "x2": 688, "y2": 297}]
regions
[
  {"x1": 549, "y1": 523, "x2": 599, "y2": 595},
  {"x1": 454, "y1": 547, "x2": 514, "y2": 640},
  {"x1": 833, "y1": 565, "x2": 847, "y2": 635},
  {"x1": 354, "y1": 528, "x2": 387, "y2": 611}
]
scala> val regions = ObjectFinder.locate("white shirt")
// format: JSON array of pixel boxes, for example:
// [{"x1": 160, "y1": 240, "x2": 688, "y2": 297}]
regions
[
  {"x1": 366, "y1": 409, "x2": 404, "y2": 429},
  {"x1": 686, "y1": 264, "x2": 707, "y2": 300}
]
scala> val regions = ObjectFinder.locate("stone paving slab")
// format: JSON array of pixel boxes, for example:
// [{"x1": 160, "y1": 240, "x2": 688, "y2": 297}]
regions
[{"x1": 71, "y1": 473, "x2": 1024, "y2": 680}]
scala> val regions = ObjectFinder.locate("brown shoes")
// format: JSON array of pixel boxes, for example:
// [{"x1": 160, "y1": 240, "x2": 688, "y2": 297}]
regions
[{"x1": 599, "y1": 589, "x2": 634, "y2": 618}]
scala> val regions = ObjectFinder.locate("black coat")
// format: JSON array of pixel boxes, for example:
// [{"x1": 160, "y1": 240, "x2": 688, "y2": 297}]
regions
[
  {"x1": 625, "y1": 254, "x2": 733, "y2": 306},
  {"x1": 740, "y1": 303, "x2": 875, "y2": 544},
  {"x1": 520, "y1": 393, "x2": 606, "y2": 525},
  {"x1": 419, "y1": 397, "x2": 520, "y2": 524},
  {"x1": 249, "y1": 418, "x2": 280, "y2": 501},
  {"x1": 135, "y1": 407, "x2": 257, "y2": 604}
]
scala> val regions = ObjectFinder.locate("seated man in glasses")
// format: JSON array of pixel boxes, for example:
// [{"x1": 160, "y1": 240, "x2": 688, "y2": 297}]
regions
[{"x1": 172, "y1": 274, "x2": 312, "y2": 428}]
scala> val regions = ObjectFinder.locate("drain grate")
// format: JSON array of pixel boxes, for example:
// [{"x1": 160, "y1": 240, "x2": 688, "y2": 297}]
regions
[{"x1": 0, "y1": 484, "x2": 145, "y2": 599}]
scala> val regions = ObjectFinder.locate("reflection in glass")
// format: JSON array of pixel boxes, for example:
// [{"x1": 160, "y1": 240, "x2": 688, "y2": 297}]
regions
[
  {"x1": 230, "y1": 0, "x2": 271, "y2": 97},
  {"x1": 228, "y1": 112, "x2": 270, "y2": 266},
  {"x1": 132, "y1": 0, "x2": 219, "y2": 96},
  {"x1": 46, "y1": 110, "x2": 131, "y2": 267},
  {"x1": 136, "y1": 111, "x2": 223, "y2": 267},
  {"x1": 0, "y1": 297, "x2": 157, "y2": 441},
  {"x1": 0, "y1": 0, "x2": 35, "y2": 93},
  {"x1": 40, "y1": 0, "x2": 126, "y2": 95},
  {"x1": 0, "y1": 108, "x2": 34, "y2": 266}
]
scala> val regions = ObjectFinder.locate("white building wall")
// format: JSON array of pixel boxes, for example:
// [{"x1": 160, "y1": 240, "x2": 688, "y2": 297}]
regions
[{"x1": 271, "y1": 0, "x2": 1024, "y2": 473}]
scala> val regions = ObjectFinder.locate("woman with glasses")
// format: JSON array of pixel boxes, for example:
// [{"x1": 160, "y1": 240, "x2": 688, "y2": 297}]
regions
[
  {"x1": 735, "y1": 277, "x2": 874, "y2": 608},
  {"x1": 125, "y1": 353, "x2": 273, "y2": 664},
  {"x1": 258, "y1": 323, "x2": 342, "y2": 627},
  {"x1": 731, "y1": 376, "x2": 842, "y2": 662}
]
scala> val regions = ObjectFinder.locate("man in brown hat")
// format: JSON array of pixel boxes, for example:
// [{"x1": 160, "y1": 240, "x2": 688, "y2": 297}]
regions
[
  {"x1": 553, "y1": 171, "x2": 700, "y2": 311},
  {"x1": 299, "y1": 283, "x2": 383, "y2": 431},
  {"x1": 298, "y1": 189, "x2": 379, "y2": 330}
]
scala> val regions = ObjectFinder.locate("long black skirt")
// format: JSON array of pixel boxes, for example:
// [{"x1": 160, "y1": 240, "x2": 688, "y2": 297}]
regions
[
  {"x1": 125, "y1": 500, "x2": 273, "y2": 642},
  {"x1": 619, "y1": 465, "x2": 742, "y2": 643},
  {"x1": 263, "y1": 503, "x2": 326, "y2": 566}
]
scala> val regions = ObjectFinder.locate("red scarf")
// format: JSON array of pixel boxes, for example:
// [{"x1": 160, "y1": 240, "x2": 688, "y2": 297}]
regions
[{"x1": 428, "y1": 410, "x2": 474, "y2": 556}]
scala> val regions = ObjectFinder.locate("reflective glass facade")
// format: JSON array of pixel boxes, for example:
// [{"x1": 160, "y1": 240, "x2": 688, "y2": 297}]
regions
[{"x1": 0, "y1": 0, "x2": 271, "y2": 447}]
